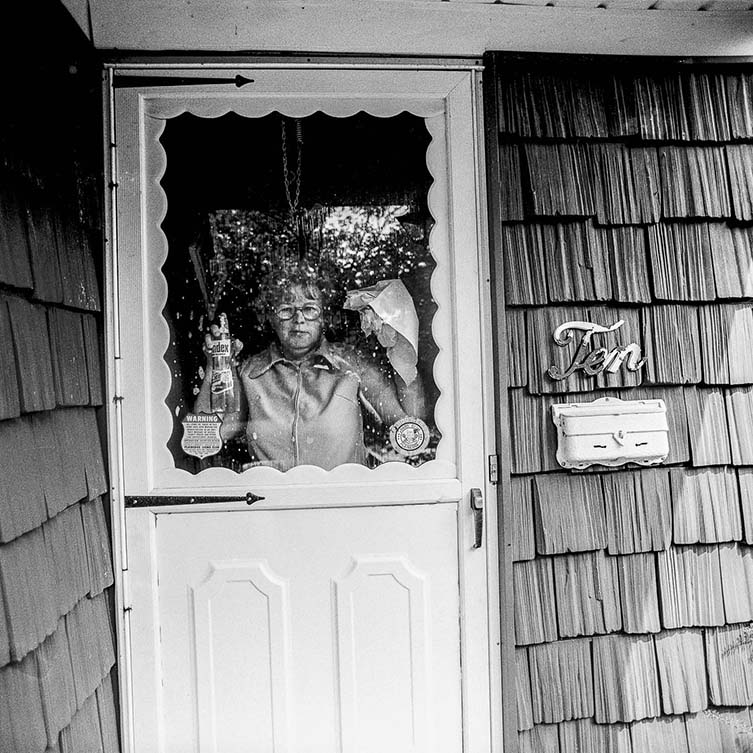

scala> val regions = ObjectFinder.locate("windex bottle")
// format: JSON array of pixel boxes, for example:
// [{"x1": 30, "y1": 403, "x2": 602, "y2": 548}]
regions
[{"x1": 209, "y1": 313, "x2": 235, "y2": 413}]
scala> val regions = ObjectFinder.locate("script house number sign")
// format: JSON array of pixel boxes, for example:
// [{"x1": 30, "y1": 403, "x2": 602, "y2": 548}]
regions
[{"x1": 548, "y1": 319, "x2": 647, "y2": 381}]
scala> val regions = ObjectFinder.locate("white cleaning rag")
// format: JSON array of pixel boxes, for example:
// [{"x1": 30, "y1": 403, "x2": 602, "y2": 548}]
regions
[{"x1": 344, "y1": 279, "x2": 419, "y2": 385}]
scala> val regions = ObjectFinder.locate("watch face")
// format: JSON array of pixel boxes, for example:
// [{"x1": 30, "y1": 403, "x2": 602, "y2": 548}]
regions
[{"x1": 389, "y1": 416, "x2": 430, "y2": 457}]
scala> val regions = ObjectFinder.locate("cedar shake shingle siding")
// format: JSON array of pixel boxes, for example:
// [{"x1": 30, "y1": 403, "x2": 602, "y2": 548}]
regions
[
  {"x1": 490, "y1": 58, "x2": 753, "y2": 752},
  {"x1": 0, "y1": 2, "x2": 119, "y2": 751}
]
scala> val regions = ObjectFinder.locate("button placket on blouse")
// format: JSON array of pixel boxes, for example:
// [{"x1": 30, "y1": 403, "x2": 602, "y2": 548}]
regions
[{"x1": 291, "y1": 362, "x2": 303, "y2": 466}]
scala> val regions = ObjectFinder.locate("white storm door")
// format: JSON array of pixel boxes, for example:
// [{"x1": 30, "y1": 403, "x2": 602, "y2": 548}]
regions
[
  {"x1": 111, "y1": 63, "x2": 498, "y2": 753},
  {"x1": 152, "y1": 503, "x2": 462, "y2": 753}
]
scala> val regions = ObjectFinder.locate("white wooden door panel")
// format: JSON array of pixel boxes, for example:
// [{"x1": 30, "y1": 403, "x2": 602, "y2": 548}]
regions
[
  {"x1": 155, "y1": 504, "x2": 462, "y2": 753},
  {"x1": 111, "y1": 67, "x2": 499, "y2": 753},
  {"x1": 335, "y1": 556, "x2": 430, "y2": 753},
  {"x1": 192, "y1": 561, "x2": 292, "y2": 753}
]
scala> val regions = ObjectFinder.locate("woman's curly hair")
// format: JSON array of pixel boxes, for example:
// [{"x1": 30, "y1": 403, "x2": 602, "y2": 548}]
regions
[{"x1": 253, "y1": 257, "x2": 340, "y2": 323}]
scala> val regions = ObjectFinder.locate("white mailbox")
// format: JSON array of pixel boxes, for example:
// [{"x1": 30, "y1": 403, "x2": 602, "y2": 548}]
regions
[{"x1": 551, "y1": 396, "x2": 669, "y2": 470}]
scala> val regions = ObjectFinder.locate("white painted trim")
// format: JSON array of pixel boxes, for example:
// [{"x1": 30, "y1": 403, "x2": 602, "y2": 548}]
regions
[
  {"x1": 82, "y1": 0, "x2": 753, "y2": 56},
  {"x1": 124, "y1": 510, "x2": 164, "y2": 753},
  {"x1": 471, "y1": 68, "x2": 505, "y2": 753},
  {"x1": 441, "y1": 73, "x2": 495, "y2": 753},
  {"x1": 108, "y1": 60, "x2": 485, "y2": 71},
  {"x1": 103, "y1": 67, "x2": 136, "y2": 753}
]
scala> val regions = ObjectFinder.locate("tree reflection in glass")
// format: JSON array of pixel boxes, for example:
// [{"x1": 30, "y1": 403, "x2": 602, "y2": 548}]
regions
[{"x1": 160, "y1": 113, "x2": 439, "y2": 473}]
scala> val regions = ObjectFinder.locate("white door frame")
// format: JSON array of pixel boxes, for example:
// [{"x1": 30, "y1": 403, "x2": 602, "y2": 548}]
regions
[{"x1": 104, "y1": 61, "x2": 502, "y2": 753}]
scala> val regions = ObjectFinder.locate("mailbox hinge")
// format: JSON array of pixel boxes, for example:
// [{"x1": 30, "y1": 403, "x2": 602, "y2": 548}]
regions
[{"x1": 488, "y1": 454, "x2": 499, "y2": 485}]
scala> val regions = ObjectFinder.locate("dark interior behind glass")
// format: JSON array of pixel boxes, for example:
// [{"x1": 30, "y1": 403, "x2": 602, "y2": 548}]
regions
[{"x1": 160, "y1": 112, "x2": 440, "y2": 472}]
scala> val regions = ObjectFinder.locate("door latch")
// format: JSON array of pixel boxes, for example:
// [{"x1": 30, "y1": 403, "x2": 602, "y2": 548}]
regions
[{"x1": 470, "y1": 488, "x2": 484, "y2": 549}]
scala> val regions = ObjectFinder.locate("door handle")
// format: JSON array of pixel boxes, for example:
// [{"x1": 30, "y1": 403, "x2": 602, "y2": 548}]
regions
[{"x1": 470, "y1": 488, "x2": 484, "y2": 549}]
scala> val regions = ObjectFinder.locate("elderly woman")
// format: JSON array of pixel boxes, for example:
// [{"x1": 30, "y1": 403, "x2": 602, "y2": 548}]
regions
[{"x1": 194, "y1": 275, "x2": 425, "y2": 471}]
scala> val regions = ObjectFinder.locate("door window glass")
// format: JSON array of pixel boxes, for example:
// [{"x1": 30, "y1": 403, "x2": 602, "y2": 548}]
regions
[{"x1": 159, "y1": 112, "x2": 440, "y2": 473}]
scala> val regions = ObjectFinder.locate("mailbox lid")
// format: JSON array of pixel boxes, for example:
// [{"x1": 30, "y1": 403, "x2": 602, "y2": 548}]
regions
[{"x1": 552, "y1": 397, "x2": 668, "y2": 437}]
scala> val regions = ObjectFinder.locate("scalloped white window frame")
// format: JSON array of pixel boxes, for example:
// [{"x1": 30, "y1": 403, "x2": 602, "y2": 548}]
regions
[{"x1": 113, "y1": 67, "x2": 486, "y2": 498}]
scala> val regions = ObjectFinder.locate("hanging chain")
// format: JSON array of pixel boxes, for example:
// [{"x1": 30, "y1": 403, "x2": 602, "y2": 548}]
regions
[{"x1": 281, "y1": 118, "x2": 303, "y2": 215}]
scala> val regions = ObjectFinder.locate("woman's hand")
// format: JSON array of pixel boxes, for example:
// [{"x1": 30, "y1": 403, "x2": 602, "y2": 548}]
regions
[
  {"x1": 194, "y1": 328, "x2": 246, "y2": 424},
  {"x1": 202, "y1": 327, "x2": 244, "y2": 367}
]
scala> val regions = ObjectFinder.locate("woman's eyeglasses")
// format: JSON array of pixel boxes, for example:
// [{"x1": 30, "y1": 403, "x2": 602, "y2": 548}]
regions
[{"x1": 274, "y1": 303, "x2": 323, "y2": 321}]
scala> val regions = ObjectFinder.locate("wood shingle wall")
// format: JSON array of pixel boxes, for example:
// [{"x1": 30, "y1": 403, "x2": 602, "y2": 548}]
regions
[
  {"x1": 491, "y1": 58, "x2": 753, "y2": 752},
  {"x1": 0, "y1": 3, "x2": 119, "y2": 752}
]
